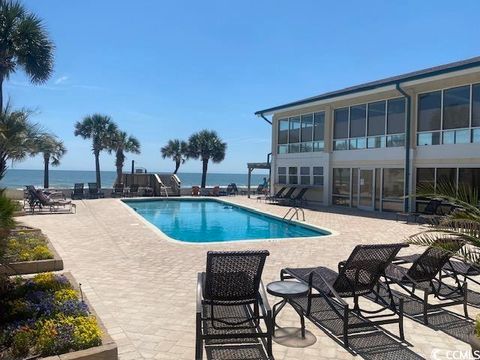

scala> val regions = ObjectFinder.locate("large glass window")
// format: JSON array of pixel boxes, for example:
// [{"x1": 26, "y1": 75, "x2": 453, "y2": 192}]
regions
[
  {"x1": 278, "y1": 119, "x2": 289, "y2": 144},
  {"x1": 278, "y1": 167, "x2": 286, "y2": 184},
  {"x1": 443, "y1": 86, "x2": 470, "y2": 129},
  {"x1": 459, "y1": 168, "x2": 480, "y2": 200},
  {"x1": 436, "y1": 168, "x2": 457, "y2": 188},
  {"x1": 416, "y1": 168, "x2": 435, "y2": 189},
  {"x1": 350, "y1": 104, "x2": 366, "y2": 138},
  {"x1": 387, "y1": 98, "x2": 406, "y2": 134},
  {"x1": 313, "y1": 112, "x2": 325, "y2": 152},
  {"x1": 289, "y1": 116, "x2": 301, "y2": 144},
  {"x1": 418, "y1": 91, "x2": 441, "y2": 131},
  {"x1": 300, "y1": 167, "x2": 310, "y2": 185},
  {"x1": 288, "y1": 167, "x2": 298, "y2": 185},
  {"x1": 301, "y1": 114, "x2": 313, "y2": 142},
  {"x1": 368, "y1": 101, "x2": 386, "y2": 136},
  {"x1": 334, "y1": 108, "x2": 349, "y2": 139},
  {"x1": 473, "y1": 84, "x2": 480, "y2": 127},
  {"x1": 332, "y1": 168, "x2": 350, "y2": 206},
  {"x1": 382, "y1": 168, "x2": 404, "y2": 212}
]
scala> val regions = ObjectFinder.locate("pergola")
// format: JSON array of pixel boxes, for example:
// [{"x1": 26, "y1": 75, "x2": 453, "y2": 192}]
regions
[{"x1": 246, "y1": 162, "x2": 271, "y2": 198}]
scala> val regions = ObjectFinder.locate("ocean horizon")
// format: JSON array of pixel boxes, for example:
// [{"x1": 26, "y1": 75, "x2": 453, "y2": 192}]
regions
[{"x1": 0, "y1": 169, "x2": 269, "y2": 189}]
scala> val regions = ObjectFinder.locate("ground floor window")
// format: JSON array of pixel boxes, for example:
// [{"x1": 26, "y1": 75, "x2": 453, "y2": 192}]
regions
[
  {"x1": 289, "y1": 167, "x2": 298, "y2": 184},
  {"x1": 332, "y1": 167, "x2": 404, "y2": 212},
  {"x1": 313, "y1": 167, "x2": 324, "y2": 186},
  {"x1": 278, "y1": 167, "x2": 286, "y2": 184},
  {"x1": 300, "y1": 167, "x2": 310, "y2": 185},
  {"x1": 415, "y1": 167, "x2": 480, "y2": 211}
]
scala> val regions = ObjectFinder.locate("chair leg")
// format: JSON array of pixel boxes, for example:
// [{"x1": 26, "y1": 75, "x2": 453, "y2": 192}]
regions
[
  {"x1": 463, "y1": 282, "x2": 469, "y2": 319},
  {"x1": 423, "y1": 290, "x2": 429, "y2": 325},
  {"x1": 266, "y1": 310, "x2": 273, "y2": 359},
  {"x1": 399, "y1": 298, "x2": 405, "y2": 341},
  {"x1": 195, "y1": 313, "x2": 203, "y2": 360},
  {"x1": 343, "y1": 304, "x2": 349, "y2": 348}
]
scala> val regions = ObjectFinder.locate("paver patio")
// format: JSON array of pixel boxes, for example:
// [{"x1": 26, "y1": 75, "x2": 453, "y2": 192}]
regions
[{"x1": 20, "y1": 197, "x2": 478, "y2": 360}]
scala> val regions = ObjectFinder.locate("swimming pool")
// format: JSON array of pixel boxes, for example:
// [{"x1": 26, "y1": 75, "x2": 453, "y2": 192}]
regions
[{"x1": 123, "y1": 199, "x2": 329, "y2": 243}]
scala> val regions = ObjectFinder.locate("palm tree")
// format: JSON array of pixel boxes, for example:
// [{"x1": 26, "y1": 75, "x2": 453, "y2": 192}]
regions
[
  {"x1": 161, "y1": 139, "x2": 188, "y2": 174},
  {"x1": 0, "y1": 103, "x2": 40, "y2": 180},
  {"x1": 0, "y1": 0, "x2": 54, "y2": 111},
  {"x1": 74, "y1": 114, "x2": 117, "y2": 188},
  {"x1": 408, "y1": 181, "x2": 480, "y2": 265},
  {"x1": 110, "y1": 130, "x2": 140, "y2": 185},
  {"x1": 187, "y1": 130, "x2": 226, "y2": 188},
  {"x1": 33, "y1": 133, "x2": 66, "y2": 188}
]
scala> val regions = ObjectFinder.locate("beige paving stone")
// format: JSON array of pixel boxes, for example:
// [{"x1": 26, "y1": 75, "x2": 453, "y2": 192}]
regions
[{"x1": 20, "y1": 197, "x2": 479, "y2": 359}]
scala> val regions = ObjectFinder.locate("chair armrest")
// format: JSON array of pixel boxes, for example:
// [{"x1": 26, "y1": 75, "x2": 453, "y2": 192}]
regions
[
  {"x1": 309, "y1": 270, "x2": 347, "y2": 306},
  {"x1": 196, "y1": 273, "x2": 204, "y2": 314}
]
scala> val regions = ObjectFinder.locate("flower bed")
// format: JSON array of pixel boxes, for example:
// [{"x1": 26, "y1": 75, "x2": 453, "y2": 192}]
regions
[
  {"x1": 0, "y1": 229, "x2": 63, "y2": 276},
  {"x1": 1, "y1": 272, "x2": 117, "y2": 359}
]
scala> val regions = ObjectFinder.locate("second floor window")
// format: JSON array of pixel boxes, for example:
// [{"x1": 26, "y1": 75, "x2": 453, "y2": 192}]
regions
[
  {"x1": 277, "y1": 112, "x2": 325, "y2": 154},
  {"x1": 417, "y1": 84, "x2": 480, "y2": 146}
]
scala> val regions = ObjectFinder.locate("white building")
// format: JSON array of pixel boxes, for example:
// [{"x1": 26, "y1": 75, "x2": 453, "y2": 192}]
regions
[{"x1": 256, "y1": 56, "x2": 480, "y2": 212}]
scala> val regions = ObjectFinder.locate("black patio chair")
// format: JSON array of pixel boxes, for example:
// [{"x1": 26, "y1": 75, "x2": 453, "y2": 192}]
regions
[
  {"x1": 71, "y1": 183, "x2": 84, "y2": 200},
  {"x1": 281, "y1": 243, "x2": 408, "y2": 348},
  {"x1": 396, "y1": 199, "x2": 442, "y2": 223},
  {"x1": 196, "y1": 250, "x2": 273, "y2": 360},
  {"x1": 88, "y1": 182, "x2": 104, "y2": 199},
  {"x1": 279, "y1": 187, "x2": 309, "y2": 207},
  {"x1": 27, "y1": 187, "x2": 75, "y2": 213},
  {"x1": 111, "y1": 183, "x2": 125, "y2": 198},
  {"x1": 385, "y1": 238, "x2": 467, "y2": 324},
  {"x1": 270, "y1": 187, "x2": 296, "y2": 204},
  {"x1": 265, "y1": 187, "x2": 286, "y2": 203}
]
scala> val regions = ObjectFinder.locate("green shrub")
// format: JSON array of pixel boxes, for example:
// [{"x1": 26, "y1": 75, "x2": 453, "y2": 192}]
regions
[
  {"x1": 11, "y1": 327, "x2": 34, "y2": 358},
  {"x1": 4, "y1": 232, "x2": 53, "y2": 262},
  {"x1": 32, "y1": 273, "x2": 71, "y2": 292}
]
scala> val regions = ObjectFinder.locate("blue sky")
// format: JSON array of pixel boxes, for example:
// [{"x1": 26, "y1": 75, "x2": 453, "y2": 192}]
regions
[{"x1": 6, "y1": 0, "x2": 480, "y2": 173}]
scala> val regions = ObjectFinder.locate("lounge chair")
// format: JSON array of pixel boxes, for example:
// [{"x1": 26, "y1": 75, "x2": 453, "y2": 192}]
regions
[
  {"x1": 269, "y1": 187, "x2": 296, "y2": 204},
  {"x1": 88, "y1": 182, "x2": 104, "y2": 199},
  {"x1": 226, "y1": 183, "x2": 238, "y2": 196},
  {"x1": 212, "y1": 186, "x2": 220, "y2": 196},
  {"x1": 111, "y1": 183, "x2": 125, "y2": 198},
  {"x1": 71, "y1": 183, "x2": 84, "y2": 200},
  {"x1": 279, "y1": 187, "x2": 309, "y2": 207},
  {"x1": 281, "y1": 243, "x2": 408, "y2": 347},
  {"x1": 192, "y1": 186, "x2": 200, "y2": 196},
  {"x1": 265, "y1": 187, "x2": 286, "y2": 203},
  {"x1": 395, "y1": 199, "x2": 442, "y2": 223},
  {"x1": 128, "y1": 184, "x2": 140, "y2": 197},
  {"x1": 196, "y1": 250, "x2": 273, "y2": 360},
  {"x1": 27, "y1": 187, "x2": 75, "y2": 213},
  {"x1": 385, "y1": 238, "x2": 467, "y2": 324}
]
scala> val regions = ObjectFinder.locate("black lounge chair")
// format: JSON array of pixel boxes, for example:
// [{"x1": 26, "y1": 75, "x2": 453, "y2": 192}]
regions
[
  {"x1": 281, "y1": 243, "x2": 408, "y2": 348},
  {"x1": 265, "y1": 187, "x2": 286, "y2": 203},
  {"x1": 71, "y1": 183, "x2": 84, "y2": 200},
  {"x1": 270, "y1": 187, "x2": 296, "y2": 204},
  {"x1": 196, "y1": 250, "x2": 273, "y2": 360},
  {"x1": 111, "y1": 183, "x2": 125, "y2": 198},
  {"x1": 385, "y1": 238, "x2": 467, "y2": 324},
  {"x1": 396, "y1": 199, "x2": 442, "y2": 223},
  {"x1": 128, "y1": 184, "x2": 140, "y2": 197},
  {"x1": 279, "y1": 187, "x2": 309, "y2": 206},
  {"x1": 27, "y1": 187, "x2": 75, "y2": 213},
  {"x1": 88, "y1": 182, "x2": 104, "y2": 199}
]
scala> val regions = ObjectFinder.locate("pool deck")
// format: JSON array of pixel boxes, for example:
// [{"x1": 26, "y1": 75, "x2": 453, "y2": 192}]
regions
[{"x1": 20, "y1": 196, "x2": 478, "y2": 360}]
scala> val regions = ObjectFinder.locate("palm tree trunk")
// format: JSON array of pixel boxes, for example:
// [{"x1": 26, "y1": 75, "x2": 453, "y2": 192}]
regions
[
  {"x1": 0, "y1": 154, "x2": 6, "y2": 181},
  {"x1": 174, "y1": 160, "x2": 180, "y2": 174},
  {"x1": 94, "y1": 149, "x2": 101, "y2": 188},
  {"x1": 201, "y1": 158, "x2": 208, "y2": 188},
  {"x1": 0, "y1": 76, "x2": 3, "y2": 113},
  {"x1": 43, "y1": 155, "x2": 50, "y2": 188},
  {"x1": 115, "y1": 150, "x2": 124, "y2": 185}
]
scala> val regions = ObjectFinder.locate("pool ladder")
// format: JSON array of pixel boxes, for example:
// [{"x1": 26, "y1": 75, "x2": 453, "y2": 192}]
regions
[{"x1": 283, "y1": 207, "x2": 305, "y2": 221}]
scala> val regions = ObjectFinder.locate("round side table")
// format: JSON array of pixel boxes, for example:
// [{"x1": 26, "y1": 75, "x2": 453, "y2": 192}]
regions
[{"x1": 267, "y1": 280, "x2": 309, "y2": 338}]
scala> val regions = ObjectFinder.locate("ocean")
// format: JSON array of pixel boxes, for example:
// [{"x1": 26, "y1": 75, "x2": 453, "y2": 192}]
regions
[{"x1": 0, "y1": 169, "x2": 269, "y2": 189}]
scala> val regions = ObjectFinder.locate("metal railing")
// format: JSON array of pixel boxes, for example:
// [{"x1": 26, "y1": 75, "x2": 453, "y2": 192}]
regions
[{"x1": 283, "y1": 207, "x2": 305, "y2": 221}]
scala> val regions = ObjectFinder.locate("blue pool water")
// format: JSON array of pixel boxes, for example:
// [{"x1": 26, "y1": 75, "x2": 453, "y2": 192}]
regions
[{"x1": 124, "y1": 199, "x2": 328, "y2": 243}]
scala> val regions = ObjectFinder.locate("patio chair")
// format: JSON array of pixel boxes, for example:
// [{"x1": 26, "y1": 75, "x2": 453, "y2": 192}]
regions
[
  {"x1": 27, "y1": 187, "x2": 75, "y2": 213},
  {"x1": 212, "y1": 186, "x2": 220, "y2": 196},
  {"x1": 281, "y1": 243, "x2": 408, "y2": 348},
  {"x1": 279, "y1": 188, "x2": 309, "y2": 207},
  {"x1": 192, "y1": 186, "x2": 200, "y2": 196},
  {"x1": 395, "y1": 199, "x2": 442, "y2": 223},
  {"x1": 270, "y1": 187, "x2": 296, "y2": 204},
  {"x1": 128, "y1": 184, "x2": 140, "y2": 197},
  {"x1": 71, "y1": 183, "x2": 84, "y2": 200},
  {"x1": 196, "y1": 250, "x2": 273, "y2": 360},
  {"x1": 111, "y1": 183, "x2": 125, "y2": 198},
  {"x1": 265, "y1": 187, "x2": 286, "y2": 203},
  {"x1": 385, "y1": 238, "x2": 467, "y2": 324},
  {"x1": 88, "y1": 182, "x2": 104, "y2": 199}
]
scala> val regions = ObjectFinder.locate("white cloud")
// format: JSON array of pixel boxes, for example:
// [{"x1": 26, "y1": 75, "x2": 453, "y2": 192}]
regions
[{"x1": 54, "y1": 76, "x2": 69, "y2": 85}]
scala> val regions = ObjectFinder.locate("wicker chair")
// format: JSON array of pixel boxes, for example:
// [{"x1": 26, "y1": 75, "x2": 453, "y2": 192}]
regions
[
  {"x1": 386, "y1": 238, "x2": 467, "y2": 324},
  {"x1": 196, "y1": 250, "x2": 273, "y2": 360},
  {"x1": 281, "y1": 243, "x2": 408, "y2": 348}
]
